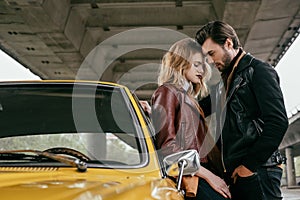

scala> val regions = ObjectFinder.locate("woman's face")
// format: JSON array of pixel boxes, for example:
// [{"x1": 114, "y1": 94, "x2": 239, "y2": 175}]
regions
[{"x1": 185, "y1": 52, "x2": 205, "y2": 84}]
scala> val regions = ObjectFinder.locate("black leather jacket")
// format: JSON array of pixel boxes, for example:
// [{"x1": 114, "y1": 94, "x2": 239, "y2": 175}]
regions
[{"x1": 201, "y1": 53, "x2": 288, "y2": 173}]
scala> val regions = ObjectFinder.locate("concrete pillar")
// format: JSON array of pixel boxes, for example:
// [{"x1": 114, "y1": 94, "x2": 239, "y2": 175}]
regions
[{"x1": 285, "y1": 147, "x2": 297, "y2": 187}]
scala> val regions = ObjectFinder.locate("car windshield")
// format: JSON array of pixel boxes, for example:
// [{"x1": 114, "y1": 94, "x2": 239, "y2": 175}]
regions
[{"x1": 0, "y1": 83, "x2": 145, "y2": 167}]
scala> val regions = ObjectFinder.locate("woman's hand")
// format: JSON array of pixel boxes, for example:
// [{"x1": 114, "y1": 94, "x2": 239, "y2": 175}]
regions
[
  {"x1": 139, "y1": 100, "x2": 151, "y2": 116},
  {"x1": 196, "y1": 166, "x2": 231, "y2": 199}
]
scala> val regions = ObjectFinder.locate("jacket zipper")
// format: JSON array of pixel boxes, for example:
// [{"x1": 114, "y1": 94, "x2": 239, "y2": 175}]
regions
[
  {"x1": 220, "y1": 77, "x2": 244, "y2": 173},
  {"x1": 220, "y1": 130, "x2": 226, "y2": 173},
  {"x1": 190, "y1": 112, "x2": 201, "y2": 153},
  {"x1": 180, "y1": 122, "x2": 186, "y2": 150}
]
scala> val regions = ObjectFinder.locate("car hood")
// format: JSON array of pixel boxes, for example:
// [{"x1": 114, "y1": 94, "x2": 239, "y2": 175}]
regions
[{"x1": 0, "y1": 168, "x2": 183, "y2": 200}]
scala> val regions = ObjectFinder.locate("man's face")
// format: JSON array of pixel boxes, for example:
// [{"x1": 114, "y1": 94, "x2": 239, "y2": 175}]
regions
[{"x1": 202, "y1": 38, "x2": 232, "y2": 72}]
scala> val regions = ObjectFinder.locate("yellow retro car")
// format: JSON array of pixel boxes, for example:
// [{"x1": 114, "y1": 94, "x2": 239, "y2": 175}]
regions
[{"x1": 0, "y1": 80, "x2": 200, "y2": 200}]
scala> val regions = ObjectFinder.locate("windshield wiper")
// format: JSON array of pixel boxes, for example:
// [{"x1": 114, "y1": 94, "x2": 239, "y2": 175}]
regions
[
  {"x1": 0, "y1": 152, "x2": 38, "y2": 160},
  {"x1": 0, "y1": 150, "x2": 87, "y2": 172}
]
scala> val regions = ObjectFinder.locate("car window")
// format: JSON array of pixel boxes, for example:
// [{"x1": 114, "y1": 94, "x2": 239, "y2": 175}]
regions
[
  {"x1": 0, "y1": 84, "x2": 144, "y2": 167},
  {"x1": 0, "y1": 132, "x2": 140, "y2": 165}
]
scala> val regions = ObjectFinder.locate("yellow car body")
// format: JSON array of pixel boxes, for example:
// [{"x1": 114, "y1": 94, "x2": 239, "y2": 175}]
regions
[{"x1": 0, "y1": 80, "x2": 184, "y2": 200}]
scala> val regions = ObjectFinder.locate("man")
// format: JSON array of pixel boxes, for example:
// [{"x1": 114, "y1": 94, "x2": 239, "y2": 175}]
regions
[{"x1": 195, "y1": 21, "x2": 288, "y2": 200}]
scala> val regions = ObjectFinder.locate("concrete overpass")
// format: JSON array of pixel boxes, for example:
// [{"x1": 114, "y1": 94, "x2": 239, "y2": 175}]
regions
[
  {"x1": 0, "y1": 0, "x2": 299, "y2": 99},
  {"x1": 0, "y1": 0, "x2": 300, "y2": 187},
  {"x1": 280, "y1": 108, "x2": 300, "y2": 187}
]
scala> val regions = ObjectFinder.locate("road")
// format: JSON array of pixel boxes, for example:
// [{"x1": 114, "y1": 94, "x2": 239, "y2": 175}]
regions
[{"x1": 282, "y1": 187, "x2": 300, "y2": 200}]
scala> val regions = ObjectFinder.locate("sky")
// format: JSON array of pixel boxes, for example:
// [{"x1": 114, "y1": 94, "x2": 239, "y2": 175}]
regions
[
  {"x1": 0, "y1": 36, "x2": 299, "y2": 116},
  {"x1": 275, "y1": 35, "x2": 300, "y2": 116},
  {"x1": 0, "y1": 50, "x2": 40, "y2": 80}
]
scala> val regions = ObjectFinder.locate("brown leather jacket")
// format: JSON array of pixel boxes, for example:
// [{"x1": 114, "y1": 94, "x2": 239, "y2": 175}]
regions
[{"x1": 151, "y1": 83, "x2": 208, "y2": 163}]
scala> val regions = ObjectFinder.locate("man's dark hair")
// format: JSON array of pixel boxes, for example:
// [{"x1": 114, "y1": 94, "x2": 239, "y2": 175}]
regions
[{"x1": 195, "y1": 21, "x2": 241, "y2": 49}]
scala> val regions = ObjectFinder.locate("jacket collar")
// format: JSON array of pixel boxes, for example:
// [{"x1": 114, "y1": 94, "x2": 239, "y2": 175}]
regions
[
  {"x1": 219, "y1": 53, "x2": 255, "y2": 113},
  {"x1": 225, "y1": 49, "x2": 246, "y2": 94},
  {"x1": 183, "y1": 80, "x2": 190, "y2": 92},
  {"x1": 182, "y1": 89, "x2": 205, "y2": 119},
  {"x1": 235, "y1": 53, "x2": 255, "y2": 73}
]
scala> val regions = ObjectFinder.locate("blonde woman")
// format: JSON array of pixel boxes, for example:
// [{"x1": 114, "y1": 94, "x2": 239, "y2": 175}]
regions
[{"x1": 151, "y1": 38, "x2": 231, "y2": 199}]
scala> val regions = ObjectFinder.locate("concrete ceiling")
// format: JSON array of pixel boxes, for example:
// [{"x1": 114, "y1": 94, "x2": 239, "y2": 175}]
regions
[{"x1": 0, "y1": 0, "x2": 300, "y2": 100}]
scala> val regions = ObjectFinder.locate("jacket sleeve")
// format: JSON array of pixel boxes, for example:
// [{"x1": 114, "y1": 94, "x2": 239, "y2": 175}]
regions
[
  {"x1": 242, "y1": 61, "x2": 288, "y2": 171},
  {"x1": 151, "y1": 86, "x2": 182, "y2": 157}
]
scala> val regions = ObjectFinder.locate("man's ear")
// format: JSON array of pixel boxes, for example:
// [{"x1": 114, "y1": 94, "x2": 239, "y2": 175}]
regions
[{"x1": 225, "y1": 38, "x2": 233, "y2": 49}]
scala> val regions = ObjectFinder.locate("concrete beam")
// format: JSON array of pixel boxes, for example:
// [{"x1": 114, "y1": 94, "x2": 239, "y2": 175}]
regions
[
  {"x1": 212, "y1": 0, "x2": 225, "y2": 20},
  {"x1": 64, "y1": 8, "x2": 88, "y2": 50},
  {"x1": 42, "y1": 0, "x2": 70, "y2": 31}
]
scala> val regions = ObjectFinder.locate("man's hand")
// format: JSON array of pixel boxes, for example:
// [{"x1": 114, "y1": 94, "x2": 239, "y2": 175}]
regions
[{"x1": 231, "y1": 165, "x2": 254, "y2": 183}]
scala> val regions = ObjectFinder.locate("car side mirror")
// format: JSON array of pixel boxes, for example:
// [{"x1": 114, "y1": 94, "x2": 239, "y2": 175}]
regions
[{"x1": 163, "y1": 150, "x2": 201, "y2": 191}]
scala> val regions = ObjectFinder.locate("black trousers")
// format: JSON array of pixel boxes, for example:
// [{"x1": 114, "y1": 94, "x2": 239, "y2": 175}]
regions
[
  {"x1": 230, "y1": 165, "x2": 283, "y2": 200},
  {"x1": 185, "y1": 178, "x2": 229, "y2": 200}
]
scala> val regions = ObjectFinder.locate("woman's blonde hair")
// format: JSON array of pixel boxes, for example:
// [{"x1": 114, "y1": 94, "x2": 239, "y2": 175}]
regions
[{"x1": 158, "y1": 38, "x2": 211, "y2": 98}]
